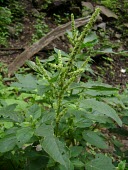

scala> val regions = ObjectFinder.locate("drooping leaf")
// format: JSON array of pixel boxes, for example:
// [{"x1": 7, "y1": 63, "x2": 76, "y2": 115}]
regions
[
  {"x1": 80, "y1": 99, "x2": 122, "y2": 126},
  {"x1": 0, "y1": 134, "x2": 16, "y2": 153},
  {"x1": 86, "y1": 154, "x2": 116, "y2": 170},
  {"x1": 82, "y1": 130, "x2": 108, "y2": 149},
  {"x1": 16, "y1": 127, "x2": 34, "y2": 146},
  {"x1": 35, "y1": 124, "x2": 70, "y2": 168}
]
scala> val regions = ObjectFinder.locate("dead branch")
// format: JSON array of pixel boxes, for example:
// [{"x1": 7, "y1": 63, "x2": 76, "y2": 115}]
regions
[
  {"x1": 0, "y1": 48, "x2": 24, "y2": 51},
  {"x1": 8, "y1": 16, "x2": 90, "y2": 76}
]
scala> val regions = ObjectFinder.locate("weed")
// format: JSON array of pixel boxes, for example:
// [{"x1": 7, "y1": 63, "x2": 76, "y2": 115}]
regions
[
  {"x1": 32, "y1": 14, "x2": 49, "y2": 43},
  {"x1": 0, "y1": 7, "x2": 12, "y2": 46},
  {"x1": 0, "y1": 9, "x2": 127, "y2": 169}
]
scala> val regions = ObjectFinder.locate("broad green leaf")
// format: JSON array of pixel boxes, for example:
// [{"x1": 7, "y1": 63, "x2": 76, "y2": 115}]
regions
[
  {"x1": 84, "y1": 81, "x2": 115, "y2": 88},
  {"x1": 70, "y1": 146, "x2": 83, "y2": 157},
  {"x1": 4, "y1": 99, "x2": 28, "y2": 111},
  {"x1": 80, "y1": 99, "x2": 122, "y2": 126},
  {"x1": 16, "y1": 127, "x2": 34, "y2": 146},
  {"x1": 86, "y1": 114, "x2": 112, "y2": 124},
  {"x1": 5, "y1": 127, "x2": 19, "y2": 135},
  {"x1": 102, "y1": 97, "x2": 126, "y2": 108},
  {"x1": 0, "y1": 134, "x2": 16, "y2": 153},
  {"x1": 27, "y1": 104, "x2": 41, "y2": 120},
  {"x1": 86, "y1": 154, "x2": 115, "y2": 170},
  {"x1": 0, "y1": 104, "x2": 23, "y2": 122},
  {"x1": 84, "y1": 32, "x2": 98, "y2": 43},
  {"x1": 35, "y1": 124, "x2": 54, "y2": 137},
  {"x1": 37, "y1": 84, "x2": 50, "y2": 95},
  {"x1": 41, "y1": 137, "x2": 69, "y2": 168},
  {"x1": 84, "y1": 89, "x2": 117, "y2": 96},
  {"x1": 82, "y1": 131, "x2": 108, "y2": 149},
  {"x1": 74, "y1": 118, "x2": 93, "y2": 128},
  {"x1": 11, "y1": 74, "x2": 37, "y2": 90},
  {"x1": 3, "y1": 122, "x2": 13, "y2": 129},
  {"x1": 41, "y1": 111, "x2": 55, "y2": 124},
  {"x1": 35, "y1": 124, "x2": 70, "y2": 168},
  {"x1": 70, "y1": 81, "x2": 118, "y2": 95}
]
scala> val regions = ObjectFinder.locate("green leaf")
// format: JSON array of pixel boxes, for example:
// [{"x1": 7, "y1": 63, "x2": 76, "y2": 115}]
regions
[
  {"x1": 72, "y1": 159, "x2": 85, "y2": 168},
  {"x1": 3, "y1": 122, "x2": 13, "y2": 129},
  {"x1": 37, "y1": 84, "x2": 50, "y2": 95},
  {"x1": 82, "y1": 131, "x2": 108, "y2": 149},
  {"x1": 54, "y1": 48, "x2": 69, "y2": 57},
  {"x1": 86, "y1": 154, "x2": 115, "y2": 170},
  {"x1": 70, "y1": 146, "x2": 83, "y2": 157},
  {"x1": 0, "y1": 134, "x2": 16, "y2": 153},
  {"x1": 74, "y1": 118, "x2": 93, "y2": 128},
  {"x1": 0, "y1": 104, "x2": 23, "y2": 122},
  {"x1": 98, "y1": 47, "x2": 116, "y2": 54},
  {"x1": 35, "y1": 124, "x2": 53, "y2": 137},
  {"x1": 80, "y1": 99, "x2": 122, "y2": 127},
  {"x1": 41, "y1": 111, "x2": 55, "y2": 124},
  {"x1": 16, "y1": 127, "x2": 34, "y2": 146},
  {"x1": 27, "y1": 104, "x2": 41, "y2": 120},
  {"x1": 4, "y1": 99, "x2": 28, "y2": 111},
  {"x1": 84, "y1": 32, "x2": 98, "y2": 43},
  {"x1": 35, "y1": 124, "x2": 70, "y2": 168},
  {"x1": 122, "y1": 116, "x2": 128, "y2": 125},
  {"x1": 11, "y1": 74, "x2": 37, "y2": 90}
]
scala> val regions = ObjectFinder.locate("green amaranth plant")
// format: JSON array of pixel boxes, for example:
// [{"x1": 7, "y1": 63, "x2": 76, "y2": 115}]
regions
[{"x1": 0, "y1": 8, "x2": 127, "y2": 169}]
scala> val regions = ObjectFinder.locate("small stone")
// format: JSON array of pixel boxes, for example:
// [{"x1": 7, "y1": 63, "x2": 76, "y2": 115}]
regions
[
  {"x1": 82, "y1": 2, "x2": 94, "y2": 12},
  {"x1": 123, "y1": 23, "x2": 128, "y2": 28},
  {"x1": 36, "y1": 144, "x2": 42, "y2": 151},
  {"x1": 115, "y1": 33, "x2": 121, "y2": 38},
  {"x1": 96, "y1": 5, "x2": 118, "y2": 19},
  {"x1": 120, "y1": 69, "x2": 126, "y2": 73},
  {"x1": 97, "y1": 22, "x2": 106, "y2": 31}
]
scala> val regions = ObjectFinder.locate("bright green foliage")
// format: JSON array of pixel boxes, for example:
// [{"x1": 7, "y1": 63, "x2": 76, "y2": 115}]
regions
[
  {"x1": 0, "y1": 7, "x2": 12, "y2": 46},
  {"x1": 32, "y1": 13, "x2": 49, "y2": 43},
  {"x1": 0, "y1": 9, "x2": 127, "y2": 169},
  {"x1": 85, "y1": 154, "x2": 115, "y2": 170}
]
